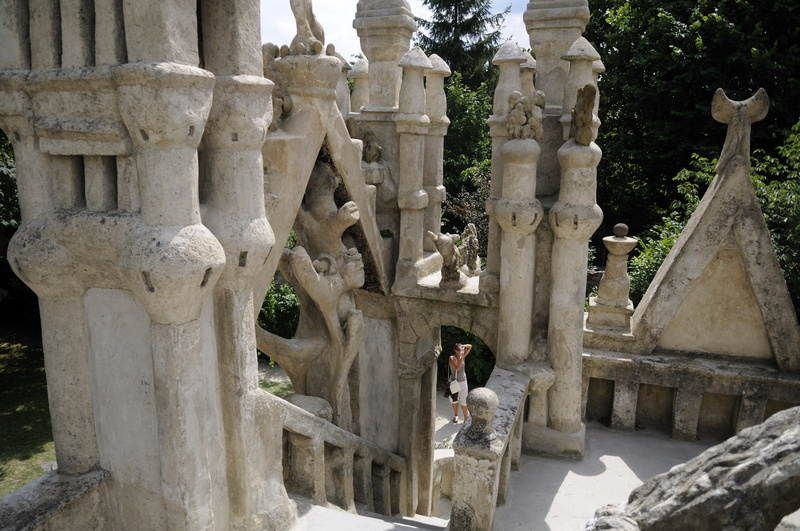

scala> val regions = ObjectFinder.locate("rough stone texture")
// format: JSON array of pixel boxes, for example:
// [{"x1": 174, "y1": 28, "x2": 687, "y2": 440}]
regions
[
  {"x1": 586, "y1": 406, "x2": 800, "y2": 531},
  {"x1": 0, "y1": 470, "x2": 109, "y2": 531}
]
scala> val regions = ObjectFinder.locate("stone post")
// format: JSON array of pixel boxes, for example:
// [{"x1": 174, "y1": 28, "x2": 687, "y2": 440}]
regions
[
  {"x1": 394, "y1": 47, "x2": 431, "y2": 288},
  {"x1": 524, "y1": 0, "x2": 590, "y2": 195},
  {"x1": 496, "y1": 137, "x2": 544, "y2": 367},
  {"x1": 559, "y1": 37, "x2": 600, "y2": 141},
  {"x1": 202, "y1": 72, "x2": 278, "y2": 523},
  {"x1": 481, "y1": 42, "x2": 527, "y2": 294},
  {"x1": 520, "y1": 52, "x2": 537, "y2": 96},
  {"x1": 334, "y1": 51, "x2": 353, "y2": 119},
  {"x1": 348, "y1": 59, "x2": 370, "y2": 113},
  {"x1": 450, "y1": 388, "x2": 504, "y2": 531},
  {"x1": 544, "y1": 84, "x2": 603, "y2": 456},
  {"x1": 422, "y1": 54, "x2": 450, "y2": 252},
  {"x1": 587, "y1": 223, "x2": 638, "y2": 331},
  {"x1": 353, "y1": 0, "x2": 417, "y2": 110},
  {"x1": 114, "y1": 63, "x2": 227, "y2": 529}
]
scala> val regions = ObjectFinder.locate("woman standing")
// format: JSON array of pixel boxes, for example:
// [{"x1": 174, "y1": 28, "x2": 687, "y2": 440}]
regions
[{"x1": 449, "y1": 343, "x2": 472, "y2": 423}]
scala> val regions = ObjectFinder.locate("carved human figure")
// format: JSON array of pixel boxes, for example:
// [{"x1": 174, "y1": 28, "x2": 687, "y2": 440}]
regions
[
  {"x1": 460, "y1": 223, "x2": 481, "y2": 276},
  {"x1": 290, "y1": 0, "x2": 325, "y2": 55},
  {"x1": 256, "y1": 155, "x2": 366, "y2": 430},
  {"x1": 427, "y1": 230, "x2": 466, "y2": 287},
  {"x1": 294, "y1": 159, "x2": 360, "y2": 260}
]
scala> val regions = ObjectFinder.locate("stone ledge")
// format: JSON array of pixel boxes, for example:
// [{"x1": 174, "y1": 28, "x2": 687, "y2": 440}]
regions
[{"x1": 0, "y1": 469, "x2": 109, "y2": 531}]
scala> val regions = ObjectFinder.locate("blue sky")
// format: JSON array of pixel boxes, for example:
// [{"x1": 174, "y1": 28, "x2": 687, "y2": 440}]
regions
[{"x1": 261, "y1": 0, "x2": 532, "y2": 61}]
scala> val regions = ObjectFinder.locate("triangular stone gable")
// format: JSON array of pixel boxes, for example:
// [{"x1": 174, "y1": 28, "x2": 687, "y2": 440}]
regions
[
  {"x1": 632, "y1": 152, "x2": 800, "y2": 371},
  {"x1": 255, "y1": 95, "x2": 388, "y2": 309}
]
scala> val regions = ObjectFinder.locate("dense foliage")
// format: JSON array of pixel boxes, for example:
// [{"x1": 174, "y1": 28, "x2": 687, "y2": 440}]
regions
[
  {"x1": 415, "y1": 0, "x2": 509, "y2": 88},
  {"x1": 585, "y1": 0, "x2": 800, "y2": 238},
  {"x1": 258, "y1": 279, "x2": 300, "y2": 340},
  {"x1": 629, "y1": 119, "x2": 800, "y2": 318}
]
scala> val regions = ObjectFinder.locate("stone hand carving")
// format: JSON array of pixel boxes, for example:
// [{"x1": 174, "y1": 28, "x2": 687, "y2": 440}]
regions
[
  {"x1": 460, "y1": 223, "x2": 481, "y2": 277},
  {"x1": 346, "y1": 117, "x2": 383, "y2": 163},
  {"x1": 290, "y1": 0, "x2": 325, "y2": 55},
  {"x1": 506, "y1": 90, "x2": 546, "y2": 140},
  {"x1": 570, "y1": 84, "x2": 599, "y2": 146},
  {"x1": 427, "y1": 231, "x2": 467, "y2": 288},
  {"x1": 256, "y1": 156, "x2": 366, "y2": 430}
]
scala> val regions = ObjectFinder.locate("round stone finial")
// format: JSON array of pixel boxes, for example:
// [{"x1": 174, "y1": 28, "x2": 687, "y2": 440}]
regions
[
  {"x1": 466, "y1": 388, "x2": 499, "y2": 440},
  {"x1": 613, "y1": 223, "x2": 629, "y2": 237}
]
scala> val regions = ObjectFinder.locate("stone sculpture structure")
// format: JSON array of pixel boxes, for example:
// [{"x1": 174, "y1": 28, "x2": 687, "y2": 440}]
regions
[{"x1": 1, "y1": 0, "x2": 799, "y2": 530}]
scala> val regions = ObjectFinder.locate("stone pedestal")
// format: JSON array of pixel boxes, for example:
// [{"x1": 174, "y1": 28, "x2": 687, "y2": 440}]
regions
[{"x1": 587, "y1": 223, "x2": 638, "y2": 331}]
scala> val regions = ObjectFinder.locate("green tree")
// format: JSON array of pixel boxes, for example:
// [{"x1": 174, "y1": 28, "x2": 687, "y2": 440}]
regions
[
  {"x1": 415, "y1": 0, "x2": 510, "y2": 88},
  {"x1": 584, "y1": 0, "x2": 800, "y2": 237}
]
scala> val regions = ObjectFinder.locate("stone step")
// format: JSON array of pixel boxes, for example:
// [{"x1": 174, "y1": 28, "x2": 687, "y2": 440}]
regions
[{"x1": 289, "y1": 499, "x2": 448, "y2": 531}]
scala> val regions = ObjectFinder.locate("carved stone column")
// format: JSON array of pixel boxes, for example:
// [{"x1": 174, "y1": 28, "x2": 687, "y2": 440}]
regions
[
  {"x1": 543, "y1": 85, "x2": 602, "y2": 456},
  {"x1": 348, "y1": 58, "x2": 370, "y2": 113},
  {"x1": 354, "y1": 0, "x2": 416, "y2": 110},
  {"x1": 496, "y1": 136, "x2": 544, "y2": 367},
  {"x1": 423, "y1": 54, "x2": 450, "y2": 252},
  {"x1": 114, "y1": 63, "x2": 227, "y2": 529},
  {"x1": 559, "y1": 37, "x2": 600, "y2": 140},
  {"x1": 520, "y1": 52, "x2": 537, "y2": 96},
  {"x1": 394, "y1": 47, "x2": 431, "y2": 288},
  {"x1": 202, "y1": 73, "x2": 278, "y2": 524},
  {"x1": 482, "y1": 42, "x2": 527, "y2": 294},
  {"x1": 354, "y1": 0, "x2": 416, "y2": 236},
  {"x1": 524, "y1": 0, "x2": 590, "y2": 195}
]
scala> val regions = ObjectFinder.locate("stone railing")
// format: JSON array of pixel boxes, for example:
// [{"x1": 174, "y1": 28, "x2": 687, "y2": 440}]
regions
[
  {"x1": 449, "y1": 363, "x2": 553, "y2": 530},
  {"x1": 582, "y1": 349, "x2": 800, "y2": 441},
  {"x1": 272, "y1": 393, "x2": 409, "y2": 517}
]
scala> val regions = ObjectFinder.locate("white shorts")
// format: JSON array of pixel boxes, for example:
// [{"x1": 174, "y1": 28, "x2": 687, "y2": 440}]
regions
[{"x1": 449, "y1": 380, "x2": 468, "y2": 406}]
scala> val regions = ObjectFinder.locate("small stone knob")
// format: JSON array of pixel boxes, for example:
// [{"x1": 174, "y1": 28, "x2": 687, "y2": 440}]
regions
[
  {"x1": 613, "y1": 223, "x2": 628, "y2": 237},
  {"x1": 466, "y1": 388, "x2": 499, "y2": 441}
]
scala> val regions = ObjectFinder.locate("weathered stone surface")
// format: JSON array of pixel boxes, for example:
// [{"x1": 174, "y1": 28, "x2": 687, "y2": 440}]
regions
[{"x1": 586, "y1": 406, "x2": 800, "y2": 531}]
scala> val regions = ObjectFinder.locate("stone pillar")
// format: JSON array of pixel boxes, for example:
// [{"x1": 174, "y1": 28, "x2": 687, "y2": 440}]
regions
[
  {"x1": 496, "y1": 137, "x2": 544, "y2": 367},
  {"x1": 587, "y1": 223, "x2": 638, "y2": 331},
  {"x1": 114, "y1": 63, "x2": 227, "y2": 529},
  {"x1": 354, "y1": 0, "x2": 415, "y2": 235},
  {"x1": 481, "y1": 42, "x2": 527, "y2": 294},
  {"x1": 524, "y1": 0, "x2": 590, "y2": 195},
  {"x1": 544, "y1": 85, "x2": 603, "y2": 456},
  {"x1": 334, "y1": 52, "x2": 353, "y2": 119},
  {"x1": 348, "y1": 58, "x2": 370, "y2": 113},
  {"x1": 559, "y1": 37, "x2": 600, "y2": 140},
  {"x1": 393, "y1": 47, "x2": 431, "y2": 288},
  {"x1": 354, "y1": 0, "x2": 416, "y2": 110},
  {"x1": 520, "y1": 52, "x2": 537, "y2": 96},
  {"x1": 201, "y1": 71, "x2": 278, "y2": 524},
  {"x1": 422, "y1": 54, "x2": 450, "y2": 253}
]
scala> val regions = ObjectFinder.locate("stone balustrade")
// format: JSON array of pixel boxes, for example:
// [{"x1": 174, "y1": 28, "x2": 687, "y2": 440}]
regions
[
  {"x1": 582, "y1": 349, "x2": 800, "y2": 440},
  {"x1": 274, "y1": 393, "x2": 410, "y2": 517}
]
